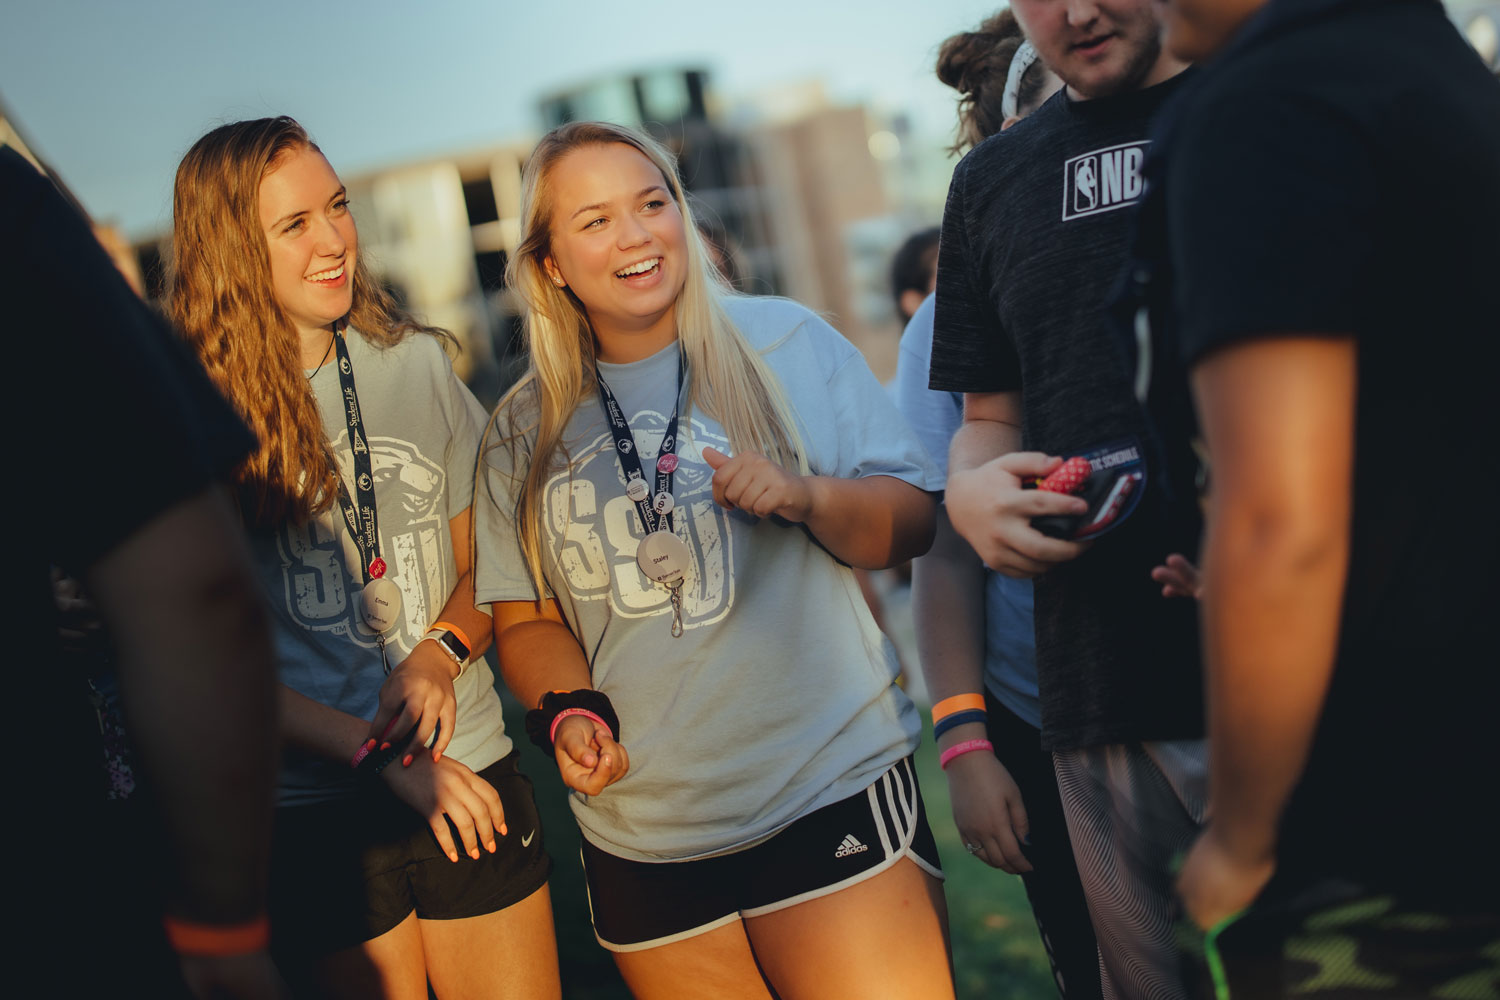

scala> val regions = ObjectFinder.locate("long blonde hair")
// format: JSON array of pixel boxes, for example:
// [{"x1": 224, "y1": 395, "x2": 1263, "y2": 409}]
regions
[
  {"x1": 169, "y1": 116, "x2": 451, "y2": 526},
  {"x1": 492, "y1": 121, "x2": 806, "y2": 593}
]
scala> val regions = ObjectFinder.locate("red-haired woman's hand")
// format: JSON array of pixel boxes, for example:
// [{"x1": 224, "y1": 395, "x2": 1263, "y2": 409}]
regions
[
  {"x1": 383, "y1": 753, "x2": 506, "y2": 863},
  {"x1": 367, "y1": 641, "x2": 458, "y2": 764}
]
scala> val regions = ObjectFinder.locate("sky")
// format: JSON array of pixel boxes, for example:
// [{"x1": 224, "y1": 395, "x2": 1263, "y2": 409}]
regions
[{"x1": 2, "y1": 0, "x2": 998, "y2": 238}]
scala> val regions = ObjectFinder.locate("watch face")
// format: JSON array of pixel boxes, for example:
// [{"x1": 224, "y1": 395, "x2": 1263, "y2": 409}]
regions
[{"x1": 441, "y1": 630, "x2": 470, "y2": 661}]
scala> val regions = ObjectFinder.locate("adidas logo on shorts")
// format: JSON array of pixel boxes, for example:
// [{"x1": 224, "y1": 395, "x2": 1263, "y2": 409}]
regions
[{"x1": 834, "y1": 834, "x2": 869, "y2": 858}]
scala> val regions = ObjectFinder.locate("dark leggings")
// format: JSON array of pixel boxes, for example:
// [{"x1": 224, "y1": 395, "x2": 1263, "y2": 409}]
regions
[{"x1": 985, "y1": 690, "x2": 1103, "y2": 1000}]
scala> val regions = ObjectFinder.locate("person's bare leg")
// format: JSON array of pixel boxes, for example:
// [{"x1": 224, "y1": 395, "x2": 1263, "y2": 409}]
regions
[
  {"x1": 310, "y1": 910, "x2": 429, "y2": 1000},
  {"x1": 745, "y1": 858, "x2": 953, "y2": 1000},
  {"x1": 419, "y1": 884, "x2": 561, "y2": 1000},
  {"x1": 613, "y1": 919, "x2": 779, "y2": 1000}
]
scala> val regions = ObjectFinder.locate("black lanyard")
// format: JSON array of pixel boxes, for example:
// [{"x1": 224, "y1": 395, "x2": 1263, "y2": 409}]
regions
[
  {"x1": 331, "y1": 329, "x2": 384, "y2": 585},
  {"x1": 593, "y1": 354, "x2": 684, "y2": 535}
]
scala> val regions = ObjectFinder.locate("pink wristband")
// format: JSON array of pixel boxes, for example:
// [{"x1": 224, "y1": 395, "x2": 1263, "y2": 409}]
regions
[
  {"x1": 939, "y1": 738, "x2": 994, "y2": 770},
  {"x1": 550, "y1": 707, "x2": 609, "y2": 744},
  {"x1": 350, "y1": 740, "x2": 374, "y2": 769}
]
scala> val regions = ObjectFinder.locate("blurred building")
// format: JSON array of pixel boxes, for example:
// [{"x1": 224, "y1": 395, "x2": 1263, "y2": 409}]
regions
[{"x1": 343, "y1": 142, "x2": 534, "y2": 396}]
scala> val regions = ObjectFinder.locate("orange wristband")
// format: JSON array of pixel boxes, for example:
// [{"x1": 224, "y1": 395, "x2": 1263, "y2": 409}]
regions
[
  {"x1": 429, "y1": 620, "x2": 473, "y2": 655},
  {"x1": 162, "y1": 914, "x2": 270, "y2": 956},
  {"x1": 931, "y1": 693, "x2": 986, "y2": 725}
]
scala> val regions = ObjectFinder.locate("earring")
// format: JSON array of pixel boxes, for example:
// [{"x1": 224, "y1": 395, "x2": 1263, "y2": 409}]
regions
[{"x1": 552, "y1": 277, "x2": 566, "y2": 287}]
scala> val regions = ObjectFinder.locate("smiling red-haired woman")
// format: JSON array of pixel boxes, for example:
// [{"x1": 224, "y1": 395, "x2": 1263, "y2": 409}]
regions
[{"x1": 170, "y1": 117, "x2": 560, "y2": 1000}]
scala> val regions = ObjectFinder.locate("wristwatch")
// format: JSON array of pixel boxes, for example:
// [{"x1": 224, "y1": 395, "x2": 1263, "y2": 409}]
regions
[{"x1": 423, "y1": 626, "x2": 470, "y2": 672}]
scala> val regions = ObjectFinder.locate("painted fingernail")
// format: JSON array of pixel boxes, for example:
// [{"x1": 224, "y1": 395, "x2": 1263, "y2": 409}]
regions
[
  {"x1": 469, "y1": 847, "x2": 481, "y2": 860},
  {"x1": 401, "y1": 753, "x2": 414, "y2": 767},
  {"x1": 432, "y1": 749, "x2": 442, "y2": 762},
  {"x1": 485, "y1": 841, "x2": 496, "y2": 853},
  {"x1": 364, "y1": 739, "x2": 377, "y2": 751},
  {"x1": 380, "y1": 742, "x2": 391, "y2": 752},
  {"x1": 447, "y1": 850, "x2": 458, "y2": 862},
  {"x1": 499, "y1": 823, "x2": 508, "y2": 837}
]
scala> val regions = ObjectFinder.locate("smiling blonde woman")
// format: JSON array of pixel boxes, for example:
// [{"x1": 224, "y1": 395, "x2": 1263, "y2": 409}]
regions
[{"x1": 476, "y1": 121, "x2": 955, "y2": 1000}]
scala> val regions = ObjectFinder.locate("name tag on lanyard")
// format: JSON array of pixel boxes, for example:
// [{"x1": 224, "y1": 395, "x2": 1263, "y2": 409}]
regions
[{"x1": 595, "y1": 356, "x2": 688, "y2": 637}]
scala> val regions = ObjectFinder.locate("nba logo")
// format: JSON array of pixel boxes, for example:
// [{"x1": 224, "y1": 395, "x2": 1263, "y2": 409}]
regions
[
  {"x1": 1062, "y1": 141, "x2": 1151, "y2": 221},
  {"x1": 1074, "y1": 158, "x2": 1098, "y2": 214}
]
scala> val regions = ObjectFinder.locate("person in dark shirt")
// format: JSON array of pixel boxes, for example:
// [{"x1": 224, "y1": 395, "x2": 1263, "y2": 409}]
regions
[
  {"x1": 928, "y1": 2, "x2": 1204, "y2": 996},
  {"x1": 6, "y1": 144, "x2": 281, "y2": 998},
  {"x1": 1123, "y1": 0, "x2": 1500, "y2": 994}
]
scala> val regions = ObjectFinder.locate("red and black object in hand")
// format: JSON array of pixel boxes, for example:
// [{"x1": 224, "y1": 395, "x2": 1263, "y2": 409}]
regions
[{"x1": 1029, "y1": 451, "x2": 1143, "y2": 540}]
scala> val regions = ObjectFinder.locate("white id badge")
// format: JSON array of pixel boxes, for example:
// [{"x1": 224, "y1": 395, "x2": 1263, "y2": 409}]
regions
[
  {"x1": 636, "y1": 530, "x2": 690, "y2": 585},
  {"x1": 360, "y1": 577, "x2": 403, "y2": 633}
]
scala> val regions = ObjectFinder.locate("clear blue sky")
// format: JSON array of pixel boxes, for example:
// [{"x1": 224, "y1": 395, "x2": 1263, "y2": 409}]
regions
[{"x1": 2, "y1": 0, "x2": 997, "y2": 237}]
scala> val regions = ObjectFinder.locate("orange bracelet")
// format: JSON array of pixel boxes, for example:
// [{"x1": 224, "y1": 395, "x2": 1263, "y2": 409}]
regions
[
  {"x1": 931, "y1": 693, "x2": 986, "y2": 725},
  {"x1": 429, "y1": 620, "x2": 473, "y2": 656},
  {"x1": 162, "y1": 914, "x2": 270, "y2": 956}
]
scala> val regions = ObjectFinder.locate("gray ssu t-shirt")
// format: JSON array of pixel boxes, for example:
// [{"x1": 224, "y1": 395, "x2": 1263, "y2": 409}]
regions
[
  {"x1": 475, "y1": 296, "x2": 940, "y2": 862},
  {"x1": 262, "y1": 331, "x2": 510, "y2": 805}
]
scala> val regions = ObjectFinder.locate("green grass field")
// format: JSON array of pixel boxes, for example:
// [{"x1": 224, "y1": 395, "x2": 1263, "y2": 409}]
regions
[{"x1": 502, "y1": 690, "x2": 1057, "y2": 999}]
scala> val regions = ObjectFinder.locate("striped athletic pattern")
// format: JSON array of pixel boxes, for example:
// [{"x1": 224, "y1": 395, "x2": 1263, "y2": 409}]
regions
[
  {"x1": 1054, "y1": 740, "x2": 1208, "y2": 1000},
  {"x1": 865, "y1": 756, "x2": 941, "y2": 876}
]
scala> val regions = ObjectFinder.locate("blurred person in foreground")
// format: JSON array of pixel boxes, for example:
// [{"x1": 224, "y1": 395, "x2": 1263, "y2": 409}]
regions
[
  {"x1": 170, "y1": 117, "x2": 559, "y2": 999},
  {"x1": 6, "y1": 144, "x2": 281, "y2": 998},
  {"x1": 895, "y1": 11, "x2": 1103, "y2": 999},
  {"x1": 1119, "y1": 0, "x2": 1500, "y2": 994},
  {"x1": 928, "y1": 0, "x2": 1205, "y2": 995}
]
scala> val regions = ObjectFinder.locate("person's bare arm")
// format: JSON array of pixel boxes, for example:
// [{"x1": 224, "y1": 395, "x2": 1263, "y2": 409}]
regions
[
  {"x1": 945, "y1": 391, "x2": 1088, "y2": 577},
  {"x1": 1176, "y1": 335, "x2": 1355, "y2": 928},
  {"x1": 492, "y1": 599, "x2": 629, "y2": 795},
  {"x1": 86, "y1": 485, "x2": 284, "y2": 998},
  {"x1": 87, "y1": 485, "x2": 275, "y2": 927},
  {"x1": 913, "y1": 509, "x2": 1032, "y2": 873}
]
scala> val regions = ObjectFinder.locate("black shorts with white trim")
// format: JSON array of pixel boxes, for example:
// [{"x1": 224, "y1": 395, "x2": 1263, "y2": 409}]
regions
[{"x1": 580, "y1": 756, "x2": 943, "y2": 952}]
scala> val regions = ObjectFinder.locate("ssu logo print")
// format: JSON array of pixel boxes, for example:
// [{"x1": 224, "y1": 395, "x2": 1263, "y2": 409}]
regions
[{"x1": 1063, "y1": 140, "x2": 1150, "y2": 220}]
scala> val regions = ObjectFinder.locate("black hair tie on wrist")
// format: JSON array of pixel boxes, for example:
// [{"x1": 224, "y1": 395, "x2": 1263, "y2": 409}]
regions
[{"x1": 525, "y1": 689, "x2": 622, "y2": 754}]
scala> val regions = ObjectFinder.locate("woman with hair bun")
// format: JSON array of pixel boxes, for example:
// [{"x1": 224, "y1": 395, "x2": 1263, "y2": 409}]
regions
[
  {"x1": 937, "y1": 8, "x2": 1062, "y2": 151},
  {"x1": 170, "y1": 116, "x2": 559, "y2": 999},
  {"x1": 476, "y1": 121, "x2": 953, "y2": 999}
]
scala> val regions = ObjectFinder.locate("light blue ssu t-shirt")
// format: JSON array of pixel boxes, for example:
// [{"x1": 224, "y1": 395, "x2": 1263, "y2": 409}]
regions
[
  {"x1": 259, "y1": 332, "x2": 511, "y2": 805},
  {"x1": 893, "y1": 293, "x2": 1041, "y2": 729},
  {"x1": 475, "y1": 296, "x2": 941, "y2": 862}
]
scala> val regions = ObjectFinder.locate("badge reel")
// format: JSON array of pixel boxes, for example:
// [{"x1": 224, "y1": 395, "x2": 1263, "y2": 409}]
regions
[
  {"x1": 637, "y1": 530, "x2": 690, "y2": 638},
  {"x1": 360, "y1": 555, "x2": 403, "y2": 666}
]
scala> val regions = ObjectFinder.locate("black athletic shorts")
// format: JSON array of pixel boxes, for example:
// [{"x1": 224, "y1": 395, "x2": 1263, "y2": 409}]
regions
[
  {"x1": 269, "y1": 749, "x2": 551, "y2": 959},
  {"x1": 580, "y1": 756, "x2": 943, "y2": 952}
]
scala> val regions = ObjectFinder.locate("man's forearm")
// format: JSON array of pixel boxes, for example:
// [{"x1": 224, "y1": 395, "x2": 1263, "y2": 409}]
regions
[
  {"x1": 88, "y1": 486, "x2": 277, "y2": 924},
  {"x1": 1192, "y1": 337, "x2": 1355, "y2": 863},
  {"x1": 949, "y1": 413, "x2": 1022, "y2": 476}
]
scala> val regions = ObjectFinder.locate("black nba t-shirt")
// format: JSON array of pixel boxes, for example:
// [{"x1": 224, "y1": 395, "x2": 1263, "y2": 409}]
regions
[{"x1": 931, "y1": 73, "x2": 1203, "y2": 752}]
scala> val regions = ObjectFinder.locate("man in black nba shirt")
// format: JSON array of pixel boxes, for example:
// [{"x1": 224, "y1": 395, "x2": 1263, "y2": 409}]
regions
[{"x1": 930, "y1": 2, "x2": 1201, "y2": 996}]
